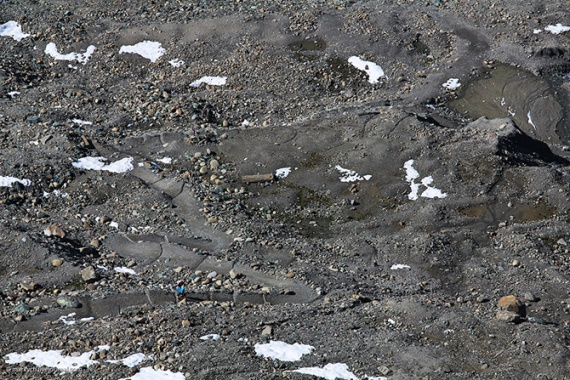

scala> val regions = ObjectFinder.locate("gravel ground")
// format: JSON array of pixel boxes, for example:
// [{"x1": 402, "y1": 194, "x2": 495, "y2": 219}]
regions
[{"x1": 1, "y1": 0, "x2": 570, "y2": 379}]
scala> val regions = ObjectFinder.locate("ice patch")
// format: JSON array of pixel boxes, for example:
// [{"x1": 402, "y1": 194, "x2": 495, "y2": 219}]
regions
[
  {"x1": 544, "y1": 24, "x2": 570, "y2": 34},
  {"x1": 390, "y1": 264, "x2": 410, "y2": 270},
  {"x1": 169, "y1": 58, "x2": 185, "y2": 67},
  {"x1": 275, "y1": 167, "x2": 291, "y2": 179},
  {"x1": 0, "y1": 176, "x2": 31, "y2": 187},
  {"x1": 442, "y1": 78, "x2": 461, "y2": 90},
  {"x1": 115, "y1": 267, "x2": 137, "y2": 275},
  {"x1": 58, "y1": 312, "x2": 77, "y2": 325},
  {"x1": 348, "y1": 56, "x2": 385, "y2": 84},
  {"x1": 293, "y1": 363, "x2": 359, "y2": 380},
  {"x1": 45, "y1": 43, "x2": 96, "y2": 65},
  {"x1": 200, "y1": 334, "x2": 221, "y2": 341},
  {"x1": 255, "y1": 341, "x2": 314, "y2": 362},
  {"x1": 190, "y1": 76, "x2": 227, "y2": 87},
  {"x1": 335, "y1": 165, "x2": 372, "y2": 182},
  {"x1": 533, "y1": 28, "x2": 542, "y2": 34},
  {"x1": 119, "y1": 41, "x2": 165, "y2": 63},
  {"x1": 527, "y1": 111, "x2": 538, "y2": 131},
  {"x1": 5, "y1": 346, "x2": 108, "y2": 372},
  {"x1": 8, "y1": 91, "x2": 20, "y2": 98},
  {"x1": 403, "y1": 160, "x2": 447, "y2": 200},
  {"x1": 120, "y1": 367, "x2": 186, "y2": 380},
  {"x1": 72, "y1": 157, "x2": 134, "y2": 173},
  {"x1": 0, "y1": 21, "x2": 30, "y2": 41},
  {"x1": 157, "y1": 157, "x2": 172, "y2": 164}
]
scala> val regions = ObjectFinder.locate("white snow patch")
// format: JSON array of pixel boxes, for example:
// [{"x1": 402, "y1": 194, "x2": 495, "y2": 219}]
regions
[
  {"x1": 335, "y1": 165, "x2": 372, "y2": 183},
  {"x1": 8, "y1": 91, "x2": 20, "y2": 98},
  {"x1": 157, "y1": 157, "x2": 172, "y2": 164},
  {"x1": 58, "y1": 312, "x2": 77, "y2": 325},
  {"x1": 71, "y1": 118, "x2": 93, "y2": 125},
  {"x1": 0, "y1": 176, "x2": 31, "y2": 187},
  {"x1": 119, "y1": 41, "x2": 165, "y2": 63},
  {"x1": 255, "y1": 341, "x2": 314, "y2": 362},
  {"x1": 169, "y1": 58, "x2": 185, "y2": 67},
  {"x1": 527, "y1": 111, "x2": 538, "y2": 131},
  {"x1": 109, "y1": 221, "x2": 119, "y2": 229},
  {"x1": 275, "y1": 167, "x2": 291, "y2": 179},
  {"x1": 293, "y1": 363, "x2": 359, "y2": 380},
  {"x1": 45, "y1": 43, "x2": 96, "y2": 65},
  {"x1": 200, "y1": 334, "x2": 220, "y2": 341},
  {"x1": 72, "y1": 157, "x2": 134, "y2": 173},
  {"x1": 0, "y1": 21, "x2": 30, "y2": 41},
  {"x1": 390, "y1": 264, "x2": 410, "y2": 270},
  {"x1": 533, "y1": 28, "x2": 542, "y2": 34},
  {"x1": 5, "y1": 346, "x2": 108, "y2": 372},
  {"x1": 114, "y1": 267, "x2": 137, "y2": 275},
  {"x1": 442, "y1": 78, "x2": 461, "y2": 90},
  {"x1": 403, "y1": 160, "x2": 447, "y2": 200},
  {"x1": 348, "y1": 56, "x2": 385, "y2": 84},
  {"x1": 388, "y1": 318, "x2": 396, "y2": 325},
  {"x1": 544, "y1": 24, "x2": 570, "y2": 34},
  {"x1": 120, "y1": 367, "x2": 186, "y2": 380},
  {"x1": 190, "y1": 76, "x2": 227, "y2": 87},
  {"x1": 108, "y1": 353, "x2": 148, "y2": 368}
]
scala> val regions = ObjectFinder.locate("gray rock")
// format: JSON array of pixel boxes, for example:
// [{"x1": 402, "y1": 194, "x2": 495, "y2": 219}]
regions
[
  {"x1": 81, "y1": 265, "x2": 98, "y2": 282},
  {"x1": 56, "y1": 296, "x2": 81, "y2": 308}
]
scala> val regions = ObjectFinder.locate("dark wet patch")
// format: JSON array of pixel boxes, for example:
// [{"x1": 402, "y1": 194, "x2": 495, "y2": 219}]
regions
[
  {"x1": 459, "y1": 200, "x2": 555, "y2": 223},
  {"x1": 288, "y1": 37, "x2": 327, "y2": 52}
]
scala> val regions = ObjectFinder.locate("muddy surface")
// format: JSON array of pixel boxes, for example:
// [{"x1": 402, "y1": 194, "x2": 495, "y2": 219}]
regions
[{"x1": 1, "y1": 1, "x2": 570, "y2": 379}]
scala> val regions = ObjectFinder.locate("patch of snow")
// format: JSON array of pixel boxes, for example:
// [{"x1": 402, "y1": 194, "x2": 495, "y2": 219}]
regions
[
  {"x1": 255, "y1": 341, "x2": 314, "y2": 362},
  {"x1": 0, "y1": 21, "x2": 30, "y2": 41},
  {"x1": 348, "y1": 56, "x2": 385, "y2": 84},
  {"x1": 5, "y1": 346, "x2": 108, "y2": 372},
  {"x1": 335, "y1": 165, "x2": 372, "y2": 182},
  {"x1": 157, "y1": 157, "x2": 172, "y2": 164},
  {"x1": 527, "y1": 111, "x2": 538, "y2": 131},
  {"x1": 533, "y1": 28, "x2": 542, "y2": 34},
  {"x1": 293, "y1": 363, "x2": 359, "y2": 380},
  {"x1": 388, "y1": 318, "x2": 396, "y2": 325},
  {"x1": 119, "y1": 41, "x2": 165, "y2": 63},
  {"x1": 43, "y1": 190, "x2": 69, "y2": 198},
  {"x1": 390, "y1": 264, "x2": 410, "y2": 270},
  {"x1": 8, "y1": 91, "x2": 20, "y2": 98},
  {"x1": 403, "y1": 160, "x2": 447, "y2": 200},
  {"x1": 72, "y1": 157, "x2": 134, "y2": 173},
  {"x1": 109, "y1": 221, "x2": 119, "y2": 229},
  {"x1": 200, "y1": 334, "x2": 221, "y2": 341},
  {"x1": 58, "y1": 312, "x2": 77, "y2": 325},
  {"x1": 442, "y1": 78, "x2": 461, "y2": 90},
  {"x1": 169, "y1": 58, "x2": 185, "y2": 67},
  {"x1": 45, "y1": 43, "x2": 96, "y2": 65},
  {"x1": 0, "y1": 176, "x2": 31, "y2": 187},
  {"x1": 71, "y1": 118, "x2": 93, "y2": 125},
  {"x1": 241, "y1": 119, "x2": 250, "y2": 127},
  {"x1": 120, "y1": 367, "x2": 186, "y2": 380},
  {"x1": 190, "y1": 76, "x2": 227, "y2": 87},
  {"x1": 275, "y1": 167, "x2": 291, "y2": 179},
  {"x1": 114, "y1": 267, "x2": 137, "y2": 275},
  {"x1": 544, "y1": 24, "x2": 570, "y2": 34},
  {"x1": 108, "y1": 353, "x2": 148, "y2": 368}
]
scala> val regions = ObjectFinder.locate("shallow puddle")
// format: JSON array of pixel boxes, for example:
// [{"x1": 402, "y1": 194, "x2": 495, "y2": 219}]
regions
[{"x1": 459, "y1": 201, "x2": 555, "y2": 223}]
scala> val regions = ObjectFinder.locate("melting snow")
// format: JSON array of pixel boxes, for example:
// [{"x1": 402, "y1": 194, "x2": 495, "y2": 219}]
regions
[
  {"x1": 190, "y1": 76, "x2": 227, "y2": 87},
  {"x1": 275, "y1": 167, "x2": 291, "y2": 179},
  {"x1": 115, "y1": 267, "x2": 136, "y2": 275},
  {"x1": 403, "y1": 160, "x2": 447, "y2": 200},
  {"x1": 8, "y1": 91, "x2": 20, "y2": 98},
  {"x1": 335, "y1": 165, "x2": 372, "y2": 182},
  {"x1": 120, "y1": 367, "x2": 186, "y2": 380},
  {"x1": 200, "y1": 334, "x2": 221, "y2": 341},
  {"x1": 108, "y1": 353, "x2": 148, "y2": 368},
  {"x1": 293, "y1": 363, "x2": 359, "y2": 380},
  {"x1": 169, "y1": 58, "x2": 185, "y2": 67},
  {"x1": 45, "y1": 43, "x2": 96, "y2": 65},
  {"x1": 527, "y1": 111, "x2": 538, "y2": 131},
  {"x1": 0, "y1": 176, "x2": 31, "y2": 187},
  {"x1": 544, "y1": 24, "x2": 570, "y2": 34},
  {"x1": 5, "y1": 346, "x2": 108, "y2": 372},
  {"x1": 71, "y1": 118, "x2": 93, "y2": 125},
  {"x1": 0, "y1": 21, "x2": 30, "y2": 41},
  {"x1": 157, "y1": 157, "x2": 172, "y2": 164},
  {"x1": 390, "y1": 264, "x2": 410, "y2": 270},
  {"x1": 72, "y1": 157, "x2": 134, "y2": 173},
  {"x1": 442, "y1": 78, "x2": 461, "y2": 90},
  {"x1": 348, "y1": 56, "x2": 385, "y2": 84},
  {"x1": 255, "y1": 341, "x2": 314, "y2": 362},
  {"x1": 119, "y1": 41, "x2": 166, "y2": 63}
]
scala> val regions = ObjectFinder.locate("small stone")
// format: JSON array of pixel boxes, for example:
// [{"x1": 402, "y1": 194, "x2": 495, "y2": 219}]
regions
[
  {"x1": 557, "y1": 238, "x2": 567, "y2": 246},
  {"x1": 199, "y1": 166, "x2": 208, "y2": 174},
  {"x1": 512, "y1": 259, "x2": 520, "y2": 267},
  {"x1": 90, "y1": 239, "x2": 101, "y2": 248},
  {"x1": 285, "y1": 272, "x2": 295, "y2": 278},
  {"x1": 86, "y1": 283, "x2": 97, "y2": 291},
  {"x1": 81, "y1": 265, "x2": 98, "y2": 282},
  {"x1": 210, "y1": 159, "x2": 219, "y2": 170},
  {"x1": 127, "y1": 260, "x2": 136, "y2": 268},
  {"x1": 523, "y1": 292, "x2": 538, "y2": 302},
  {"x1": 181, "y1": 319, "x2": 191, "y2": 327},
  {"x1": 378, "y1": 366, "x2": 393, "y2": 376},
  {"x1": 229, "y1": 269, "x2": 240, "y2": 279},
  {"x1": 100, "y1": 215, "x2": 112, "y2": 224},
  {"x1": 56, "y1": 296, "x2": 81, "y2": 308},
  {"x1": 44, "y1": 224, "x2": 66, "y2": 238},
  {"x1": 261, "y1": 325, "x2": 273, "y2": 336},
  {"x1": 174, "y1": 266, "x2": 184, "y2": 273},
  {"x1": 20, "y1": 282, "x2": 38, "y2": 291},
  {"x1": 52, "y1": 258, "x2": 64, "y2": 267},
  {"x1": 495, "y1": 310, "x2": 520, "y2": 323},
  {"x1": 497, "y1": 295, "x2": 522, "y2": 314}
]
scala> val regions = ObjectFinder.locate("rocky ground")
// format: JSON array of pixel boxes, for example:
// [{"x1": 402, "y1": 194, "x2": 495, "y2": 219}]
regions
[{"x1": 1, "y1": 0, "x2": 570, "y2": 379}]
